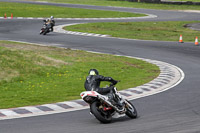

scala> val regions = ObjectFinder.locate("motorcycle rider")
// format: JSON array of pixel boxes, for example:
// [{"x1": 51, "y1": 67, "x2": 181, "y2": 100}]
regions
[
  {"x1": 49, "y1": 16, "x2": 55, "y2": 32},
  {"x1": 84, "y1": 69, "x2": 123, "y2": 110},
  {"x1": 45, "y1": 16, "x2": 55, "y2": 32}
]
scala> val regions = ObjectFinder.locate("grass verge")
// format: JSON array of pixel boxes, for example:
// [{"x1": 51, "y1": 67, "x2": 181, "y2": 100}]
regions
[
  {"x1": 25, "y1": 0, "x2": 200, "y2": 11},
  {"x1": 65, "y1": 21, "x2": 200, "y2": 42},
  {"x1": 0, "y1": 2, "x2": 145, "y2": 18},
  {"x1": 0, "y1": 41, "x2": 159, "y2": 109}
]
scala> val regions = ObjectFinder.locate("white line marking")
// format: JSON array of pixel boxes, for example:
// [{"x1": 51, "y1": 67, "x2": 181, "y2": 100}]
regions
[
  {"x1": 60, "y1": 102, "x2": 83, "y2": 108},
  {"x1": 0, "y1": 110, "x2": 18, "y2": 116}
]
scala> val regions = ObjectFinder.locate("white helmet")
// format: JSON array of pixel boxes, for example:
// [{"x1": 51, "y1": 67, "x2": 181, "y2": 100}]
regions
[{"x1": 50, "y1": 16, "x2": 54, "y2": 19}]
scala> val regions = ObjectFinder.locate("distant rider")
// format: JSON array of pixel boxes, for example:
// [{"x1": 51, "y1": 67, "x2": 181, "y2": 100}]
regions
[
  {"x1": 45, "y1": 16, "x2": 55, "y2": 32},
  {"x1": 84, "y1": 69, "x2": 123, "y2": 109},
  {"x1": 49, "y1": 16, "x2": 55, "y2": 32}
]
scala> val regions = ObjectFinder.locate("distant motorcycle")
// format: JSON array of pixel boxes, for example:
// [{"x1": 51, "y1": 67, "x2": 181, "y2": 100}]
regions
[
  {"x1": 39, "y1": 20, "x2": 52, "y2": 35},
  {"x1": 80, "y1": 81, "x2": 137, "y2": 123}
]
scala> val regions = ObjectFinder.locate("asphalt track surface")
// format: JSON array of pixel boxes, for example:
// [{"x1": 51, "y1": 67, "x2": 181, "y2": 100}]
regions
[{"x1": 1, "y1": 1, "x2": 200, "y2": 133}]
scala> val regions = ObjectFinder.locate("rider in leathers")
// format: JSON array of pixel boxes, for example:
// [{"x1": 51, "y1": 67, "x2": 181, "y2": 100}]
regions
[
  {"x1": 45, "y1": 16, "x2": 55, "y2": 32},
  {"x1": 84, "y1": 69, "x2": 122, "y2": 109},
  {"x1": 49, "y1": 16, "x2": 55, "y2": 32}
]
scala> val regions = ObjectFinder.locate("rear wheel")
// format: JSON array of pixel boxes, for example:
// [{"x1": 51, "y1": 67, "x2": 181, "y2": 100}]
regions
[
  {"x1": 125, "y1": 100, "x2": 137, "y2": 119},
  {"x1": 91, "y1": 101, "x2": 112, "y2": 123}
]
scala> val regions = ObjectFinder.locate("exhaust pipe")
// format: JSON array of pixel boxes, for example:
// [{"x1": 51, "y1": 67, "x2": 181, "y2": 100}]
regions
[{"x1": 97, "y1": 95, "x2": 126, "y2": 114}]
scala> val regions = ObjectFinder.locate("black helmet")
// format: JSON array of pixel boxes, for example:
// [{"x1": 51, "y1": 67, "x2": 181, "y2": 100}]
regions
[{"x1": 89, "y1": 69, "x2": 99, "y2": 75}]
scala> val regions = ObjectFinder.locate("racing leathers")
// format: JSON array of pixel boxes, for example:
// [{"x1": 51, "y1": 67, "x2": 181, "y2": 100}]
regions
[
  {"x1": 49, "y1": 19, "x2": 55, "y2": 32},
  {"x1": 84, "y1": 74, "x2": 123, "y2": 110},
  {"x1": 84, "y1": 75, "x2": 117, "y2": 95},
  {"x1": 45, "y1": 19, "x2": 55, "y2": 32}
]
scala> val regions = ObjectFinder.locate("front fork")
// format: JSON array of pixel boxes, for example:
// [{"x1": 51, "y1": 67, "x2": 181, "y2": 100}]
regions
[{"x1": 124, "y1": 100, "x2": 133, "y2": 110}]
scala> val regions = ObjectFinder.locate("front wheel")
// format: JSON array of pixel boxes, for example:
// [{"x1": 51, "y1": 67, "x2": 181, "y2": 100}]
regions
[
  {"x1": 43, "y1": 28, "x2": 49, "y2": 35},
  {"x1": 43, "y1": 30, "x2": 47, "y2": 35},
  {"x1": 125, "y1": 100, "x2": 137, "y2": 119},
  {"x1": 91, "y1": 101, "x2": 112, "y2": 123},
  {"x1": 39, "y1": 30, "x2": 43, "y2": 35}
]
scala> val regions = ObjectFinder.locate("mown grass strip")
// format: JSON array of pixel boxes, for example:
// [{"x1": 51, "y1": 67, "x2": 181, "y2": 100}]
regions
[
  {"x1": 0, "y1": 41, "x2": 159, "y2": 109},
  {"x1": 26, "y1": 0, "x2": 200, "y2": 10},
  {"x1": 0, "y1": 2, "x2": 145, "y2": 18},
  {"x1": 65, "y1": 21, "x2": 200, "y2": 42}
]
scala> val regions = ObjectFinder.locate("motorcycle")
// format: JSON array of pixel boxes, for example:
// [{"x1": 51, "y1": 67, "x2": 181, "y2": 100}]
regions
[
  {"x1": 39, "y1": 20, "x2": 52, "y2": 35},
  {"x1": 80, "y1": 81, "x2": 137, "y2": 123}
]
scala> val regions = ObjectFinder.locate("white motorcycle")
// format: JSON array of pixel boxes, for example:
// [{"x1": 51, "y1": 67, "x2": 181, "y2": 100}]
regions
[{"x1": 80, "y1": 82, "x2": 137, "y2": 123}]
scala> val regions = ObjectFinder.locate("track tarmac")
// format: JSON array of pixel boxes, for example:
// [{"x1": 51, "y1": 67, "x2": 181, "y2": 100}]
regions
[{"x1": 0, "y1": 1, "x2": 200, "y2": 132}]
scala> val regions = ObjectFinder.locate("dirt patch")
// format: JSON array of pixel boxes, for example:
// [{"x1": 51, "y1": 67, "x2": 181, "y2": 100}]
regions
[
  {"x1": 0, "y1": 43, "x2": 61, "y2": 52},
  {"x1": 183, "y1": 23, "x2": 200, "y2": 31},
  {"x1": 0, "y1": 69, "x2": 19, "y2": 82},
  {"x1": 124, "y1": 61, "x2": 143, "y2": 68},
  {"x1": 36, "y1": 55, "x2": 70, "y2": 67}
]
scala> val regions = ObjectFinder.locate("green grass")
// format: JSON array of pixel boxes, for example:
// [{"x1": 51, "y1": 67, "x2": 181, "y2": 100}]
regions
[
  {"x1": 65, "y1": 21, "x2": 200, "y2": 42},
  {"x1": 0, "y1": 2, "x2": 145, "y2": 18},
  {"x1": 25, "y1": 0, "x2": 200, "y2": 10},
  {"x1": 0, "y1": 41, "x2": 159, "y2": 109}
]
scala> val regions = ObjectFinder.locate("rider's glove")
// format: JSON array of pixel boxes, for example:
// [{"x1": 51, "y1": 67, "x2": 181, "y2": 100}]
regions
[{"x1": 112, "y1": 80, "x2": 118, "y2": 85}]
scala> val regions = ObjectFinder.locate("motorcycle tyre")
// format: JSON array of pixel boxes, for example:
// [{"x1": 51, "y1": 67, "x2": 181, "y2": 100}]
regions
[
  {"x1": 91, "y1": 101, "x2": 112, "y2": 124},
  {"x1": 40, "y1": 29, "x2": 44, "y2": 35},
  {"x1": 43, "y1": 31, "x2": 47, "y2": 35},
  {"x1": 43, "y1": 29, "x2": 49, "y2": 35},
  {"x1": 125, "y1": 100, "x2": 137, "y2": 119}
]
